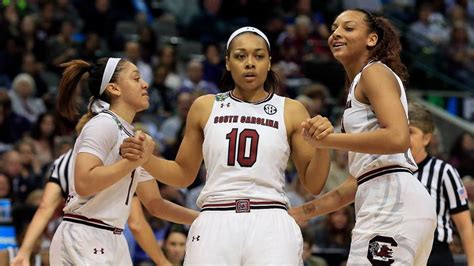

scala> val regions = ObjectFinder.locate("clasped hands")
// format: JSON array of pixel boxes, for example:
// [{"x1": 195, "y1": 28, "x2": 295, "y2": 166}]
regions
[
  {"x1": 120, "y1": 130, "x2": 155, "y2": 163},
  {"x1": 301, "y1": 115, "x2": 334, "y2": 148}
]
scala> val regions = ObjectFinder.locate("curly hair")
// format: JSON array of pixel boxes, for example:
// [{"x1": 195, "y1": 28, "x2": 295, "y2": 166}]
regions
[{"x1": 353, "y1": 9, "x2": 409, "y2": 82}]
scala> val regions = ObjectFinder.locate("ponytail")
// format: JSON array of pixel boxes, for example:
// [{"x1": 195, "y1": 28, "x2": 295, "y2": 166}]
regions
[
  {"x1": 56, "y1": 57, "x2": 126, "y2": 133},
  {"x1": 56, "y1": 60, "x2": 90, "y2": 120}
]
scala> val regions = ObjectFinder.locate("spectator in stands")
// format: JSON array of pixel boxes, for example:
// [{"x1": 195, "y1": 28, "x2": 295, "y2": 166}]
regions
[
  {"x1": 0, "y1": 173, "x2": 12, "y2": 199},
  {"x1": 180, "y1": 59, "x2": 218, "y2": 95},
  {"x1": 37, "y1": 2, "x2": 60, "y2": 38},
  {"x1": 302, "y1": 229, "x2": 328, "y2": 266},
  {"x1": 0, "y1": 91, "x2": 31, "y2": 145},
  {"x1": 138, "y1": 26, "x2": 157, "y2": 64},
  {"x1": 146, "y1": 65, "x2": 175, "y2": 119},
  {"x1": 30, "y1": 112, "x2": 58, "y2": 168},
  {"x1": 296, "y1": 95, "x2": 319, "y2": 118},
  {"x1": 449, "y1": 132, "x2": 474, "y2": 178},
  {"x1": 322, "y1": 149, "x2": 348, "y2": 194},
  {"x1": 278, "y1": 15, "x2": 318, "y2": 66},
  {"x1": 302, "y1": 83, "x2": 330, "y2": 117},
  {"x1": 163, "y1": 224, "x2": 187, "y2": 266},
  {"x1": 429, "y1": 128, "x2": 446, "y2": 155},
  {"x1": 1, "y1": 149, "x2": 38, "y2": 203},
  {"x1": 55, "y1": 0, "x2": 80, "y2": 22},
  {"x1": 157, "y1": 44, "x2": 182, "y2": 91},
  {"x1": 16, "y1": 139, "x2": 42, "y2": 183},
  {"x1": 160, "y1": 91, "x2": 196, "y2": 159},
  {"x1": 186, "y1": 0, "x2": 229, "y2": 43},
  {"x1": 80, "y1": 0, "x2": 119, "y2": 46},
  {"x1": 444, "y1": 22, "x2": 474, "y2": 86},
  {"x1": 408, "y1": 3, "x2": 450, "y2": 50},
  {"x1": 78, "y1": 33, "x2": 104, "y2": 64},
  {"x1": 202, "y1": 42, "x2": 225, "y2": 88},
  {"x1": 46, "y1": 19, "x2": 79, "y2": 72},
  {"x1": 21, "y1": 53, "x2": 48, "y2": 100},
  {"x1": 447, "y1": 4, "x2": 474, "y2": 44},
  {"x1": 20, "y1": 15, "x2": 48, "y2": 64},
  {"x1": 160, "y1": 0, "x2": 200, "y2": 28},
  {"x1": 293, "y1": 0, "x2": 330, "y2": 41},
  {"x1": 124, "y1": 41, "x2": 153, "y2": 84},
  {"x1": 313, "y1": 206, "x2": 353, "y2": 253},
  {"x1": 8, "y1": 73, "x2": 46, "y2": 124},
  {"x1": 0, "y1": 35, "x2": 23, "y2": 82}
]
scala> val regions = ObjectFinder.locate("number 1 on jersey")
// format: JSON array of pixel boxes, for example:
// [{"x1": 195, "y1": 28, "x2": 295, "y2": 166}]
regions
[{"x1": 226, "y1": 128, "x2": 259, "y2": 167}]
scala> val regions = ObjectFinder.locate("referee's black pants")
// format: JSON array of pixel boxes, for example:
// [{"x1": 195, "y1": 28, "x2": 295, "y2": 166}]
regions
[{"x1": 427, "y1": 240, "x2": 454, "y2": 266}]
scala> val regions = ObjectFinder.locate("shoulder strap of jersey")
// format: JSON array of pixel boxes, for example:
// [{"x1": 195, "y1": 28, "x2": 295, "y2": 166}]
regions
[{"x1": 100, "y1": 110, "x2": 134, "y2": 137}]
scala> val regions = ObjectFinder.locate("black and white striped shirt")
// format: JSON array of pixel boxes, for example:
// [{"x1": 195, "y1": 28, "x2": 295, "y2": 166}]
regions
[
  {"x1": 414, "y1": 156, "x2": 470, "y2": 243},
  {"x1": 48, "y1": 149, "x2": 73, "y2": 200}
]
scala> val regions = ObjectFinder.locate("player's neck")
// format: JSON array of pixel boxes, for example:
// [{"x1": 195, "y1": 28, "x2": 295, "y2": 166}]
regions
[{"x1": 109, "y1": 106, "x2": 135, "y2": 124}]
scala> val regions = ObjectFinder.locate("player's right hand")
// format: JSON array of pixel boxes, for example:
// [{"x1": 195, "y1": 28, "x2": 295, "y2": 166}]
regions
[
  {"x1": 120, "y1": 131, "x2": 146, "y2": 161},
  {"x1": 288, "y1": 206, "x2": 308, "y2": 225}
]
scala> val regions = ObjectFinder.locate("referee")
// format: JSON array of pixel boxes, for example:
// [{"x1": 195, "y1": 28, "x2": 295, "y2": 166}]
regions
[{"x1": 409, "y1": 102, "x2": 474, "y2": 266}]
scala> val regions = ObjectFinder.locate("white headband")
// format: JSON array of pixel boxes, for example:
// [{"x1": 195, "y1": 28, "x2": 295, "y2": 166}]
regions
[
  {"x1": 99, "y1": 57, "x2": 121, "y2": 95},
  {"x1": 226, "y1": 26, "x2": 270, "y2": 50}
]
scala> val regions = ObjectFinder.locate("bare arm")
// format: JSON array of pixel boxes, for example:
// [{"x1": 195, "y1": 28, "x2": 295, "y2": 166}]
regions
[
  {"x1": 287, "y1": 99, "x2": 332, "y2": 195},
  {"x1": 305, "y1": 64, "x2": 410, "y2": 154},
  {"x1": 451, "y1": 211, "x2": 474, "y2": 266},
  {"x1": 289, "y1": 175, "x2": 357, "y2": 223},
  {"x1": 75, "y1": 133, "x2": 154, "y2": 196},
  {"x1": 122, "y1": 95, "x2": 213, "y2": 188},
  {"x1": 136, "y1": 180, "x2": 199, "y2": 225},
  {"x1": 11, "y1": 183, "x2": 62, "y2": 266},
  {"x1": 127, "y1": 197, "x2": 171, "y2": 266}
]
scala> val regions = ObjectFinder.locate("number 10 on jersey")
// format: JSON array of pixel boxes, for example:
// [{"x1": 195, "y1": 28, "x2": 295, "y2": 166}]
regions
[{"x1": 226, "y1": 128, "x2": 259, "y2": 167}]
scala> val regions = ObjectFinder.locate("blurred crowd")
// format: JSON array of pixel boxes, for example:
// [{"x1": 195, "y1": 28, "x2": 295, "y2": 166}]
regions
[{"x1": 0, "y1": 0, "x2": 473, "y2": 265}]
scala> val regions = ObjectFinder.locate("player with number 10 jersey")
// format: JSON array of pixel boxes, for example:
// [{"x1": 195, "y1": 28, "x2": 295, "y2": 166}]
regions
[{"x1": 198, "y1": 91, "x2": 289, "y2": 207}]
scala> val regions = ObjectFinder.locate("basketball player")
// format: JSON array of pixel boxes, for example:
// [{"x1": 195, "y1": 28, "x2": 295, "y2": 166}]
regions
[
  {"x1": 289, "y1": 9, "x2": 436, "y2": 265},
  {"x1": 49, "y1": 58, "x2": 198, "y2": 265},
  {"x1": 11, "y1": 149, "x2": 172, "y2": 266},
  {"x1": 408, "y1": 102, "x2": 474, "y2": 266},
  {"x1": 120, "y1": 26, "x2": 333, "y2": 265}
]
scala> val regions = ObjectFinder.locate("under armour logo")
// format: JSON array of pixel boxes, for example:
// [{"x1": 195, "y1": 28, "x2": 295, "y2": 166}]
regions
[
  {"x1": 220, "y1": 103, "x2": 230, "y2": 108},
  {"x1": 93, "y1": 248, "x2": 105, "y2": 254},
  {"x1": 66, "y1": 194, "x2": 74, "y2": 204},
  {"x1": 192, "y1": 235, "x2": 200, "y2": 242}
]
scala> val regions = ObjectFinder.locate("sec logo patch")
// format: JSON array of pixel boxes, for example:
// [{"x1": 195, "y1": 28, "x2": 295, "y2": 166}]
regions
[{"x1": 264, "y1": 104, "x2": 277, "y2": 115}]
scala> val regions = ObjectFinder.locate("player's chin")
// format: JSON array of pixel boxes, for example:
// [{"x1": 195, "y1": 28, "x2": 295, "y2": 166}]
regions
[{"x1": 137, "y1": 102, "x2": 150, "y2": 112}]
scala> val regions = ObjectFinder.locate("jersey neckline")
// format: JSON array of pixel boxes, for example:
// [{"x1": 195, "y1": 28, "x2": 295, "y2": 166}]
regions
[{"x1": 229, "y1": 90, "x2": 274, "y2": 104}]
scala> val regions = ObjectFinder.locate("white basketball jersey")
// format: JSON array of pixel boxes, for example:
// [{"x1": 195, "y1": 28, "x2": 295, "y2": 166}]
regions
[
  {"x1": 342, "y1": 61, "x2": 417, "y2": 178},
  {"x1": 63, "y1": 111, "x2": 153, "y2": 228},
  {"x1": 197, "y1": 91, "x2": 290, "y2": 208}
]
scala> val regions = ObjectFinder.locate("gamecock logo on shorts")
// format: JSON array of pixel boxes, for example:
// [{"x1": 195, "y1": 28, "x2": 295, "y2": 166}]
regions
[{"x1": 367, "y1": 235, "x2": 398, "y2": 265}]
